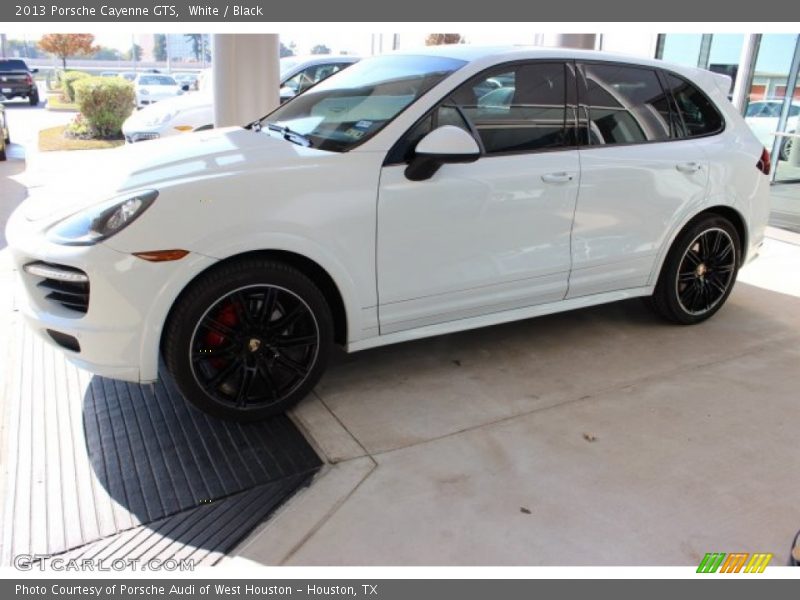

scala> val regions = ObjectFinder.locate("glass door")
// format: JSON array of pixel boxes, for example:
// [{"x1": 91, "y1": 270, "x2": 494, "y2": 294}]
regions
[{"x1": 771, "y1": 36, "x2": 800, "y2": 183}]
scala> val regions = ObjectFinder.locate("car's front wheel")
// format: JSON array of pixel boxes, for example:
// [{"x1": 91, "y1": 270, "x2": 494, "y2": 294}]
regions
[
  {"x1": 164, "y1": 258, "x2": 333, "y2": 421},
  {"x1": 650, "y1": 214, "x2": 741, "y2": 325}
]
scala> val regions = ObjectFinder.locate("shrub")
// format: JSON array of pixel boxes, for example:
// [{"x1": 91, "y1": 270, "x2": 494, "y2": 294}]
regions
[
  {"x1": 61, "y1": 70, "x2": 91, "y2": 102},
  {"x1": 72, "y1": 77, "x2": 134, "y2": 139}
]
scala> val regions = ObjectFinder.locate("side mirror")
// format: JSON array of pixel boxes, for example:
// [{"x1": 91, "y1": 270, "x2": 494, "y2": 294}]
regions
[
  {"x1": 181, "y1": 84, "x2": 190, "y2": 92},
  {"x1": 31, "y1": 68, "x2": 39, "y2": 74},
  {"x1": 405, "y1": 125, "x2": 480, "y2": 181}
]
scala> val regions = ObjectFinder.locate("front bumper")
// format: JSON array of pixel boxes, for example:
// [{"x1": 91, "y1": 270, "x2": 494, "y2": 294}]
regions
[{"x1": 5, "y1": 204, "x2": 217, "y2": 383}]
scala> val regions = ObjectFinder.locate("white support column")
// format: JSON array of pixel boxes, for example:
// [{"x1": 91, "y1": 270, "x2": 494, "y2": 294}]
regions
[
  {"x1": 546, "y1": 34, "x2": 597, "y2": 50},
  {"x1": 731, "y1": 34, "x2": 760, "y2": 113},
  {"x1": 212, "y1": 34, "x2": 280, "y2": 128}
]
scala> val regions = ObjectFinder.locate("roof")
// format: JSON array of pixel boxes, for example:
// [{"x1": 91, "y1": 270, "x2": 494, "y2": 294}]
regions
[
  {"x1": 388, "y1": 44, "x2": 721, "y2": 93},
  {"x1": 392, "y1": 44, "x2": 693, "y2": 72}
]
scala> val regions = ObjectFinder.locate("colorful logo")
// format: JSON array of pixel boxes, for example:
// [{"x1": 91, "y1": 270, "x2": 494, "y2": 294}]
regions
[{"x1": 697, "y1": 552, "x2": 773, "y2": 573}]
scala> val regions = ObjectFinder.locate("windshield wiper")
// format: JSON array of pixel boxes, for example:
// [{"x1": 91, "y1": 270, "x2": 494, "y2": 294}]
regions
[{"x1": 265, "y1": 122, "x2": 313, "y2": 147}]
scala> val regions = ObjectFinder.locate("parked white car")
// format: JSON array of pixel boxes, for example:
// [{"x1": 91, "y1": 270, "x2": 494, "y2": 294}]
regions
[
  {"x1": 133, "y1": 73, "x2": 184, "y2": 108},
  {"x1": 744, "y1": 99, "x2": 799, "y2": 161},
  {"x1": 6, "y1": 46, "x2": 771, "y2": 422},
  {"x1": 122, "y1": 55, "x2": 359, "y2": 143}
]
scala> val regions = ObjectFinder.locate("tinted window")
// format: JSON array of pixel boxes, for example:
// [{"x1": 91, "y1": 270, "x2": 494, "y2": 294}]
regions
[
  {"x1": 663, "y1": 73, "x2": 724, "y2": 137},
  {"x1": 450, "y1": 62, "x2": 568, "y2": 154},
  {"x1": 581, "y1": 63, "x2": 672, "y2": 145},
  {"x1": 386, "y1": 104, "x2": 471, "y2": 163},
  {"x1": 264, "y1": 54, "x2": 465, "y2": 152}
]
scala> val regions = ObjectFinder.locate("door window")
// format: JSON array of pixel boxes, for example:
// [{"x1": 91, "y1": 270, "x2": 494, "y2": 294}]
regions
[
  {"x1": 451, "y1": 62, "x2": 569, "y2": 154},
  {"x1": 283, "y1": 63, "x2": 346, "y2": 94},
  {"x1": 581, "y1": 63, "x2": 672, "y2": 145}
]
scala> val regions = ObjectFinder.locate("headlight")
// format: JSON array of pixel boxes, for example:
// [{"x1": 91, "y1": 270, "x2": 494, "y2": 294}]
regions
[{"x1": 47, "y1": 190, "x2": 158, "y2": 246}]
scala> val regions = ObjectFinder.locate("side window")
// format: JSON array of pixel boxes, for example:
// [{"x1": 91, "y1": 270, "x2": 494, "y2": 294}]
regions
[
  {"x1": 581, "y1": 63, "x2": 671, "y2": 145},
  {"x1": 452, "y1": 62, "x2": 568, "y2": 154},
  {"x1": 662, "y1": 73, "x2": 724, "y2": 137},
  {"x1": 386, "y1": 105, "x2": 470, "y2": 164},
  {"x1": 284, "y1": 66, "x2": 326, "y2": 94}
]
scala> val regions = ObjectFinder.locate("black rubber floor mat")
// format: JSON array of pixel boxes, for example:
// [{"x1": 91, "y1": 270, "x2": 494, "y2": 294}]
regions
[
  {"x1": 54, "y1": 475, "x2": 312, "y2": 566},
  {"x1": 0, "y1": 327, "x2": 321, "y2": 564}
]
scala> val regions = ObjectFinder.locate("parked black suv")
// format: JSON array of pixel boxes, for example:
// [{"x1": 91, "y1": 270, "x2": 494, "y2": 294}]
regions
[{"x1": 0, "y1": 59, "x2": 39, "y2": 106}]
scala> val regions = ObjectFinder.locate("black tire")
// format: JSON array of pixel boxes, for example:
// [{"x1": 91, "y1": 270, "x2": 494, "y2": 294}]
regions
[
  {"x1": 164, "y1": 258, "x2": 334, "y2": 422},
  {"x1": 29, "y1": 90, "x2": 39, "y2": 106},
  {"x1": 0, "y1": 140, "x2": 6, "y2": 161},
  {"x1": 650, "y1": 214, "x2": 740, "y2": 325}
]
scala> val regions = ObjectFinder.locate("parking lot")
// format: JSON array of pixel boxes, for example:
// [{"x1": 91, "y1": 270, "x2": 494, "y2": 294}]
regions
[{"x1": 1, "y1": 99, "x2": 800, "y2": 566}]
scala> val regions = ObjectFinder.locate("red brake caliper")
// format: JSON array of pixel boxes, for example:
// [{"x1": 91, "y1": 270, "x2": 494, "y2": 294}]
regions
[{"x1": 205, "y1": 301, "x2": 239, "y2": 368}]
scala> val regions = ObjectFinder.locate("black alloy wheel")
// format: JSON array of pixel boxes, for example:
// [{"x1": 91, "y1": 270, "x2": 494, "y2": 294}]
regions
[
  {"x1": 674, "y1": 227, "x2": 736, "y2": 316},
  {"x1": 165, "y1": 259, "x2": 333, "y2": 421},
  {"x1": 650, "y1": 215, "x2": 741, "y2": 325}
]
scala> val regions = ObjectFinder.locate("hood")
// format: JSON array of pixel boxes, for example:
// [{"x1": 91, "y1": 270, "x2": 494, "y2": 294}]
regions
[{"x1": 23, "y1": 127, "x2": 324, "y2": 222}]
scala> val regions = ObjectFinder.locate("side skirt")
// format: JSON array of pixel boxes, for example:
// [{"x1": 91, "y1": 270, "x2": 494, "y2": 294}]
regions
[{"x1": 347, "y1": 286, "x2": 653, "y2": 353}]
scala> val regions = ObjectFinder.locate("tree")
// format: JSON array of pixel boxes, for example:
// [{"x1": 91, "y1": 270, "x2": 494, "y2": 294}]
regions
[
  {"x1": 38, "y1": 33, "x2": 97, "y2": 69},
  {"x1": 310, "y1": 44, "x2": 331, "y2": 55},
  {"x1": 125, "y1": 43, "x2": 142, "y2": 62},
  {"x1": 154, "y1": 34, "x2": 167, "y2": 62},
  {"x1": 185, "y1": 34, "x2": 210, "y2": 62},
  {"x1": 425, "y1": 34, "x2": 463, "y2": 46},
  {"x1": 279, "y1": 42, "x2": 294, "y2": 58}
]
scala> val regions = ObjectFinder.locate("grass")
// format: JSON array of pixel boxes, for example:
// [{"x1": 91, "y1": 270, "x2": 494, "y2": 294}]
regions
[
  {"x1": 39, "y1": 125, "x2": 124, "y2": 152},
  {"x1": 45, "y1": 95, "x2": 78, "y2": 111}
]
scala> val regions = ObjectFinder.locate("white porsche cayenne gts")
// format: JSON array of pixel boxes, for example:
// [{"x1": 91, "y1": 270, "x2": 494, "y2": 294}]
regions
[{"x1": 6, "y1": 46, "x2": 771, "y2": 421}]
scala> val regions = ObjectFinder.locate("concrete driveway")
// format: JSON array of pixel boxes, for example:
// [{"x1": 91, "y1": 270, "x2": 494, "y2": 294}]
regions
[
  {"x1": 2, "y1": 104, "x2": 799, "y2": 566},
  {"x1": 232, "y1": 235, "x2": 800, "y2": 566}
]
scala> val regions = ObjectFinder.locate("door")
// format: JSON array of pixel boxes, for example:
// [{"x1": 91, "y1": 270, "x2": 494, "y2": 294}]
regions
[
  {"x1": 377, "y1": 61, "x2": 580, "y2": 334},
  {"x1": 568, "y1": 62, "x2": 711, "y2": 298}
]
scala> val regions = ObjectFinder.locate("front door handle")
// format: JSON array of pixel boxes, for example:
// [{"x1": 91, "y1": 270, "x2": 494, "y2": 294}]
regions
[
  {"x1": 541, "y1": 172, "x2": 575, "y2": 184},
  {"x1": 676, "y1": 161, "x2": 702, "y2": 174}
]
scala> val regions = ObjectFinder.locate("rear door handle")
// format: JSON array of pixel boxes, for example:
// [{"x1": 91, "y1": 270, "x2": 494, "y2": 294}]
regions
[
  {"x1": 541, "y1": 172, "x2": 575, "y2": 184},
  {"x1": 676, "y1": 162, "x2": 702, "y2": 174}
]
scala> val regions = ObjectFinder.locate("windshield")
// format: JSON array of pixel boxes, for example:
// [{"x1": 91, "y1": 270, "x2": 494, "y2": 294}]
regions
[
  {"x1": 261, "y1": 54, "x2": 466, "y2": 152},
  {"x1": 139, "y1": 75, "x2": 177, "y2": 86}
]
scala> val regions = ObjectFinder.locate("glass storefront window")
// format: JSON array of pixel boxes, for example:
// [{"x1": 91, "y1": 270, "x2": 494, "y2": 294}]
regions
[
  {"x1": 657, "y1": 34, "x2": 704, "y2": 67},
  {"x1": 707, "y1": 34, "x2": 744, "y2": 94}
]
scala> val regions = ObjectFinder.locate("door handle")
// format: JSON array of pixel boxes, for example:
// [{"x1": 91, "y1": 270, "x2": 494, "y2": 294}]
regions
[
  {"x1": 541, "y1": 172, "x2": 575, "y2": 184},
  {"x1": 675, "y1": 162, "x2": 702, "y2": 174}
]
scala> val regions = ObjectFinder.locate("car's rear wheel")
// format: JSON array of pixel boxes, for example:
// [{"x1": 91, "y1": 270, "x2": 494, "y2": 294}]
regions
[
  {"x1": 650, "y1": 214, "x2": 740, "y2": 325},
  {"x1": 781, "y1": 135, "x2": 794, "y2": 162},
  {"x1": 0, "y1": 138, "x2": 6, "y2": 161},
  {"x1": 164, "y1": 258, "x2": 333, "y2": 421},
  {"x1": 29, "y1": 89, "x2": 39, "y2": 106}
]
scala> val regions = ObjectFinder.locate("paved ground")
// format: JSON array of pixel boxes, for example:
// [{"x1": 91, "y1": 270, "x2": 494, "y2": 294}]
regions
[{"x1": 2, "y1": 103, "x2": 800, "y2": 567}]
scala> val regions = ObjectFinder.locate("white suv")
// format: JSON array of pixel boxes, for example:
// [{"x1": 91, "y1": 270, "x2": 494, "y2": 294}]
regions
[{"x1": 6, "y1": 46, "x2": 771, "y2": 421}]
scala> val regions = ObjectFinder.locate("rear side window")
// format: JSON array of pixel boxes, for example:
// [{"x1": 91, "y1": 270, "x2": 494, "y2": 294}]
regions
[
  {"x1": 450, "y1": 62, "x2": 568, "y2": 154},
  {"x1": 662, "y1": 73, "x2": 724, "y2": 137},
  {"x1": 581, "y1": 63, "x2": 672, "y2": 145}
]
